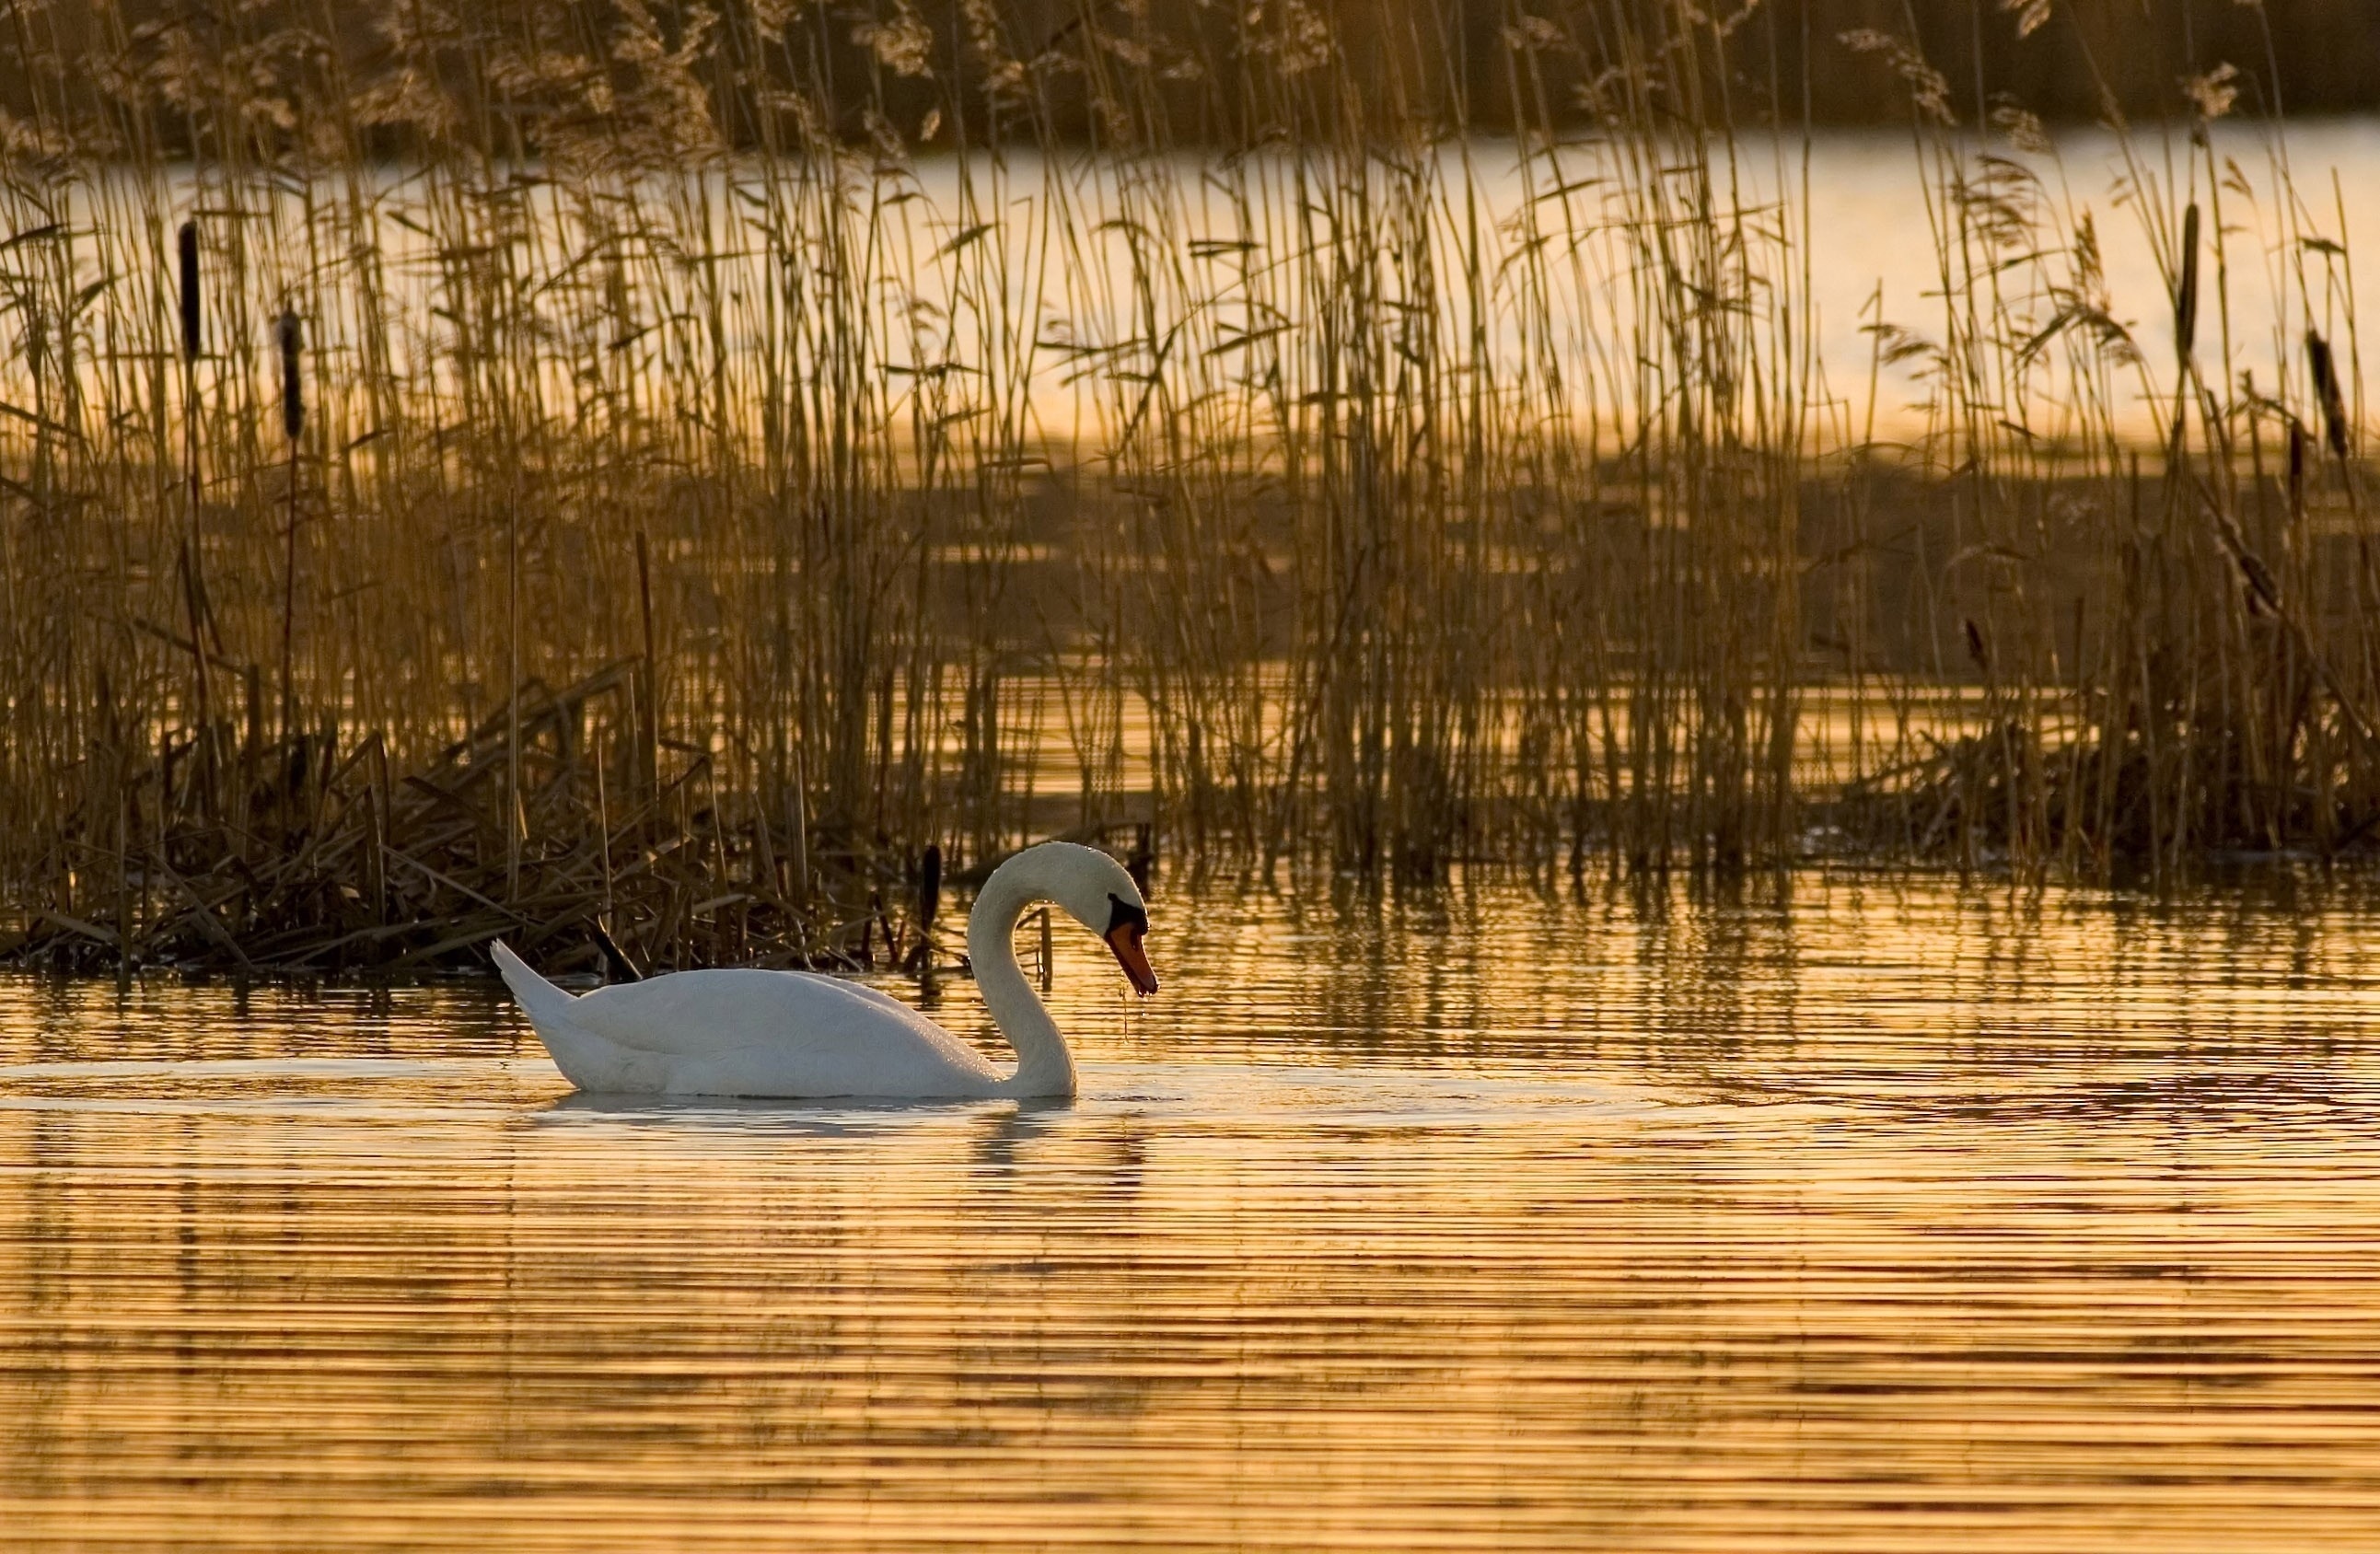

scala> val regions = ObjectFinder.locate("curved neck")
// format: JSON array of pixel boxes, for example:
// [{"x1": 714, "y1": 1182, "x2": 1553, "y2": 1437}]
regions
[{"x1": 967, "y1": 862, "x2": 1076, "y2": 1098}]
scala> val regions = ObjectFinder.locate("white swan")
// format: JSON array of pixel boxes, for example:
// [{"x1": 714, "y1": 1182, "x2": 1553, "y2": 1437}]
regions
[{"x1": 491, "y1": 841, "x2": 1155, "y2": 1099}]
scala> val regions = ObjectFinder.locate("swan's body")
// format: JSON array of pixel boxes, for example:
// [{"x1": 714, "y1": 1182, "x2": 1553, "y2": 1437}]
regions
[{"x1": 492, "y1": 841, "x2": 1155, "y2": 1099}]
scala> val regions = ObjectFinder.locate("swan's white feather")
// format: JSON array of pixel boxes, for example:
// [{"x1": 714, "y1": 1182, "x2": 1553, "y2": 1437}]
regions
[{"x1": 498, "y1": 953, "x2": 999, "y2": 1097}]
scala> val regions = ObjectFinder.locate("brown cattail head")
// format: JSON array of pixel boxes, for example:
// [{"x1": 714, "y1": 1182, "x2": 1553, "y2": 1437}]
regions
[
  {"x1": 2174, "y1": 203, "x2": 2200, "y2": 365},
  {"x1": 2236, "y1": 547, "x2": 2280, "y2": 613},
  {"x1": 2289, "y1": 418, "x2": 2308, "y2": 511},
  {"x1": 177, "y1": 222, "x2": 201, "y2": 362},
  {"x1": 277, "y1": 310, "x2": 304, "y2": 442},
  {"x1": 2307, "y1": 329, "x2": 2350, "y2": 459}
]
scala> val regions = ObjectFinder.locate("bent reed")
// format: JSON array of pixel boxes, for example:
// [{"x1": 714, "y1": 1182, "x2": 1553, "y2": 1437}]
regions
[{"x1": 0, "y1": 0, "x2": 2372, "y2": 975}]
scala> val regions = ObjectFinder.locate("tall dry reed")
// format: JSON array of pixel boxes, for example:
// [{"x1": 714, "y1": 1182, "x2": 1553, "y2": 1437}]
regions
[{"x1": 0, "y1": 0, "x2": 2371, "y2": 972}]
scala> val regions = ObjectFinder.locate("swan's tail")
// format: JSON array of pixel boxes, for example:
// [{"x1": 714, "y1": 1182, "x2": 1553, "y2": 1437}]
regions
[
  {"x1": 493, "y1": 940, "x2": 642, "y2": 1093},
  {"x1": 492, "y1": 940, "x2": 581, "y2": 1038}
]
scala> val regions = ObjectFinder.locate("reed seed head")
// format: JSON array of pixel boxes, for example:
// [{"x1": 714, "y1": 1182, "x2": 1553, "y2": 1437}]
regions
[{"x1": 2307, "y1": 329, "x2": 2350, "y2": 458}]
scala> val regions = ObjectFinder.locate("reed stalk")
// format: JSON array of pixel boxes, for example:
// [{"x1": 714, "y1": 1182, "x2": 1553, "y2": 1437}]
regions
[{"x1": 0, "y1": 0, "x2": 2373, "y2": 972}]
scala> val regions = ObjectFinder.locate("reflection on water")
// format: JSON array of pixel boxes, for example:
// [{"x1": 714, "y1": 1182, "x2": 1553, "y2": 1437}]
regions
[{"x1": 6, "y1": 871, "x2": 2380, "y2": 1549}]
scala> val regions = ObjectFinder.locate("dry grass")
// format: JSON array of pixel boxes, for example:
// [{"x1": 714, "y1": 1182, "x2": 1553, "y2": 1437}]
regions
[{"x1": 0, "y1": 0, "x2": 2373, "y2": 973}]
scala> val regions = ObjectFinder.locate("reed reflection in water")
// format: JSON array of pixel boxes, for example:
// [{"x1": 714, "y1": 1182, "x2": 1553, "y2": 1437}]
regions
[{"x1": 6, "y1": 872, "x2": 2380, "y2": 1549}]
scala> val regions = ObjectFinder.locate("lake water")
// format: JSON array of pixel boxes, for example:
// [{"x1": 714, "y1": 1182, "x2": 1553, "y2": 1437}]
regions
[{"x1": 7, "y1": 869, "x2": 2380, "y2": 1549}]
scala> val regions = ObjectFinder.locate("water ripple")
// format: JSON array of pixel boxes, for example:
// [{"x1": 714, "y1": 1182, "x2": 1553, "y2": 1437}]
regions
[{"x1": 6, "y1": 872, "x2": 2380, "y2": 1548}]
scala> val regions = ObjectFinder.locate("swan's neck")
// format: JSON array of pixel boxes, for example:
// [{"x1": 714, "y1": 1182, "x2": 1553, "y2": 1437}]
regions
[{"x1": 967, "y1": 866, "x2": 1076, "y2": 1098}]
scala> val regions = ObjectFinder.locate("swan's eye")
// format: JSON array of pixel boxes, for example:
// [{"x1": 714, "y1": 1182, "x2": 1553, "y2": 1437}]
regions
[{"x1": 1106, "y1": 892, "x2": 1148, "y2": 936}]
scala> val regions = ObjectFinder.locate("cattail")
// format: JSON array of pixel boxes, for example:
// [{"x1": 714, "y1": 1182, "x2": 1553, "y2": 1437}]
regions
[
  {"x1": 2308, "y1": 329, "x2": 2351, "y2": 459},
  {"x1": 2236, "y1": 547, "x2": 2280, "y2": 613},
  {"x1": 2174, "y1": 203, "x2": 2200, "y2": 365},
  {"x1": 277, "y1": 310, "x2": 304, "y2": 442},
  {"x1": 177, "y1": 222, "x2": 201, "y2": 362},
  {"x1": 277, "y1": 308, "x2": 305, "y2": 748}
]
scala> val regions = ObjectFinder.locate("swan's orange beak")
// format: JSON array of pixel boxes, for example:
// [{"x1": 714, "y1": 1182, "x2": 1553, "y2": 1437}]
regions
[{"x1": 1107, "y1": 924, "x2": 1159, "y2": 996}]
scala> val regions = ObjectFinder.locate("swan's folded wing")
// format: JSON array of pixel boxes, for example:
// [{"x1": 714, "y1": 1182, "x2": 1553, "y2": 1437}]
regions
[
  {"x1": 559, "y1": 967, "x2": 1004, "y2": 1096},
  {"x1": 566, "y1": 968, "x2": 957, "y2": 1055}
]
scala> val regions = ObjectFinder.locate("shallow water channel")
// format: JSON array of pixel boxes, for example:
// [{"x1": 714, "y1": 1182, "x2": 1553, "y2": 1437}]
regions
[{"x1": 6, "y1": 869, "x2": 2380, "y2": 1549}]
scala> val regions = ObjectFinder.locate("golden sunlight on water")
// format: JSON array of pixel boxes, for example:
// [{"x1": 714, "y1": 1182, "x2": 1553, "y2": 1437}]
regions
[{"x1": 6, "y1": 872, "x2": 2380, "y2": 1549}]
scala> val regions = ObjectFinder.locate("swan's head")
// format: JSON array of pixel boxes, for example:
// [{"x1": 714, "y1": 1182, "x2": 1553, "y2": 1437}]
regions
[{"x1": 1024, "y1": 841, "x2": 1158, "y2": 997}]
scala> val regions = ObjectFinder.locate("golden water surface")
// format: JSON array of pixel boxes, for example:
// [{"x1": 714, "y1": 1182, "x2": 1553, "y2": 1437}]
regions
[{"x1": 6, "y1": 871, "x2": 2380, "y2": 1550}]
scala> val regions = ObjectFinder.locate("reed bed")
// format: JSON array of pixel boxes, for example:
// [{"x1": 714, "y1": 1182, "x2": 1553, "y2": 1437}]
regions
[{"x1": 0, "y1": 0, "x2": 2374, "y2": 974}]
